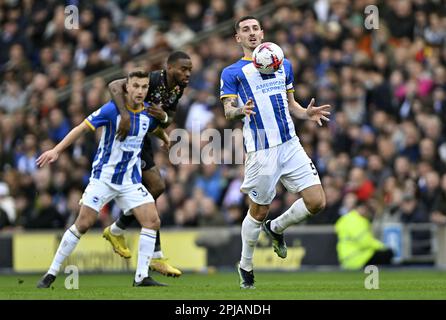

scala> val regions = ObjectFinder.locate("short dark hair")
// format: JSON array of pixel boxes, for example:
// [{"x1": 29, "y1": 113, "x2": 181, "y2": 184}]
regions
[
  {"x1": 234, "y1": 15, "x2": 262, "y2": 33},
  {"x1": 126, "y1": 69, "x2": 149, "y2": 82},
  {"x1": 167, "y1": 51, "x2": 191, "y2": 65}
]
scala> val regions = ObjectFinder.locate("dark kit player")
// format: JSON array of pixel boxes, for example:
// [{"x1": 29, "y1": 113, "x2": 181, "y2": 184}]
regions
[{"x1": 103, "y1": 51, "x2": 192, "y2": 277}]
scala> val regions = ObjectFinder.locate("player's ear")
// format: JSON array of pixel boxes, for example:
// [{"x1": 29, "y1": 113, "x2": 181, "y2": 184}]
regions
[{"x1": 235, "y1": 33, "x2": 241, "y2": 43}]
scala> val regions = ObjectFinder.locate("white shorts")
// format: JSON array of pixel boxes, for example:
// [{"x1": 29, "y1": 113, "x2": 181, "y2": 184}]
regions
[
  {"x1": 240, "y1": 137, "x2": 321, "y2": 205},
  {"x1": 80, "y1": 179, "x2": 154, "y2": 214}
]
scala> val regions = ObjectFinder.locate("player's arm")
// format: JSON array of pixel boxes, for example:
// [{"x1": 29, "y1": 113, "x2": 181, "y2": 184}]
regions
[
  {"x1": 108, "y1": 78, "x2": 131, "y2": 140},
  {"x1": 222, "y1": 96, "x2": 256, "y2": 120},
  {"x1": 36, "y1": 121, "x2": 90, "y2": 167},
  {"x1": 287, "y1": 92, "x2": 331, "y2": 126},
  {"x1": 150, "y1": 126, "x2": 170, "y2": 150}
]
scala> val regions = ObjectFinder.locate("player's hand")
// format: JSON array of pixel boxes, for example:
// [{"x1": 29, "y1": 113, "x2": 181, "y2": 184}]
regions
[
  {"x1": 36, "y1": 149, "x2": 59, "y2": 168},
  {"x1": 306, "y1": 98, "x2": 331, "y2": 126},
  {"x1": 242, "y1": 98, "x2": 256, "y2": 120},
  {"x1": 147, "y1": 103, "x2": 168, "y2": 122},
  {"x1": 160, "y1": 138, "x2": 171, "y2": 153},
  {"x1": 116, "y1": 114, "x2": 131, "y2": 141}
]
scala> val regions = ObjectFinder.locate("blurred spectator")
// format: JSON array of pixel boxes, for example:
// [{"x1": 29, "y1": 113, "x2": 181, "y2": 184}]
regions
[
  {"x1": 194, "y1": 163, "x2": 225, "y2": 203},
  {"x1": 0, "y1": 80, "x2": 27, "y2": 113},
  {"x1": 198, "y1": 197, "x2": 226, "y2": 226},
  {"x1": 335, "y1": 201, "x2": 394, "y2": 270},
  {"x1": 24, "y1": 192, "x2": 64, "y2": 229},
  {"x1": 48, "y1": 109, "x2": 71, "y2": 143},
  {"x1": 430, "y1": 173, "x2": 446, "y2": 225},
  {"x1": 15, "y1": 134, "x2": 39, "y2": 175},
  {"x1": 345, "y1": 167, "x2": 375, "y2": 201},
  {"x1": 397, "y1": 193, "x2": 431, "y2": 256},
  {"x1": 185, "y1": 1, "x2": 204, "y2": 32},
  {"x1": 165, "y1": 17, "x2": 195, "y2": 49}
]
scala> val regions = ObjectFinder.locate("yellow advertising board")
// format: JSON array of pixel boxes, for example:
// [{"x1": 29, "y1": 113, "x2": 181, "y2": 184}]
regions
[
  {"x1": 13, "y1": 230, "x2": 206, "y2": 273},
  {"x1": 13, "y1": 233, "x2": 58, "y2": 272}
]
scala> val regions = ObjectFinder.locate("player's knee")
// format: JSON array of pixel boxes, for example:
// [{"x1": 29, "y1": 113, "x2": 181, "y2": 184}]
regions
[
  {"x1": 306, "y1": 197, "x2": 326, "y2": 215},
  {"x1": 75, "y1": 221, "x2": 91, "y2": 234},
  {"x1": 141, "y1": 215, "x2": 160, "y2": 230},
  {"x1": 249, "y1": 207, "x2": 269, "y2": 221}
]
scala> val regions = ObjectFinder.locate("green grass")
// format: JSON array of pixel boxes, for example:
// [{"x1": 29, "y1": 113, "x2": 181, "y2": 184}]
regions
[{"x1": 1, "y1": 270, "x2": 446, "y2": 300}]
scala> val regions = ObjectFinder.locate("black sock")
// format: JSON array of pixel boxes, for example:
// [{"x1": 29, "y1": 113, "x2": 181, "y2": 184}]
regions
[
  {"x1": 116, "y1": 214, "x2": 136, "y2": 230},
  {"x1": 154, "y1": 230, "x2": 161, "y2": 252}
]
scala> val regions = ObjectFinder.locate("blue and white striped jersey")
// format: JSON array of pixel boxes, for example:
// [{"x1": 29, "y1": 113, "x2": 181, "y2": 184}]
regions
[
  {"x1": 220, "y1": 57, "x2": 296, "y2": 153},
  {"x1": 84, "y1": 101, "x2": 159, "y2": 185}
]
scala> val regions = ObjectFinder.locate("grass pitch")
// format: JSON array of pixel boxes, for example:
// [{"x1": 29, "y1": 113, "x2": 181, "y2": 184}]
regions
[{"x1": 1, "y1": 269, "x2": 445, "y2": 300}]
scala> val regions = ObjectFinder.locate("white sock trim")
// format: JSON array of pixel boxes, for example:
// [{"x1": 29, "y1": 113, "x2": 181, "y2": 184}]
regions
[
  {"x1": 246, "y1": 211, "x2": 262, "y2": 225},
  {"x1": 69, "y1": 225, "x2": 82, "y2": 238},
  {"x1": 152, "y1": 251, "x2": 163, "y2": 259},
  {"x1": 141, "y1": 228, "x2": 157, "y2": 237},
  {"x1": 110, "y1": 222, "x2": 124, "y2": 236}
]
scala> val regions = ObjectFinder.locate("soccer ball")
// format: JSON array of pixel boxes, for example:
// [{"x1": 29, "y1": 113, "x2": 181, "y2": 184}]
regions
[{"x1": 252, "y1": 42, "x2": 284, "y2": 74}]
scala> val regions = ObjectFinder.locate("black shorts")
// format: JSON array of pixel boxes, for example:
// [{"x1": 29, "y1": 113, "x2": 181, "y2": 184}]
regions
[{"x1": 141, "y1": 139, "x2": 155, "y2": 171}]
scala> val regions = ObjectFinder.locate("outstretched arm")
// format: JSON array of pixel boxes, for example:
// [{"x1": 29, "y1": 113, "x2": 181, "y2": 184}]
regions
[
  {"x1": 150, "y1": 126, "x2": 170, "y2": 151},
  {"x1": 222, "y1": 96, "x2": 256, "y2": 120},
  {"x1": 36, "y1": 121, "x2": 90, "y2": 167},
  {"x1": 108, "y1": 78, "x2": 130, "y2": 140},
  {"x1": 287, "y1": 92, "x2": 331, "y2": 126}
]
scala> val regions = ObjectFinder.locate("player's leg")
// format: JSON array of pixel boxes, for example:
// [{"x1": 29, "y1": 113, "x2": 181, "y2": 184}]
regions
[
  {"x1": 265, "y1": 139, "x2": 325, "y2": 257},
  {"x1": 238, "y1": 147, "x2": 280, "y2": 288},
  {"x1": 37, "y1": 179, "x2": 113, "y2": 288},
  {"x1": 131, "y1": 202, "x2": 166, "y2": 286},
  {"x1": 115, "y1": 183, "x2": 165, "y2": 286},
  {"x1": 143, "y1": 168, "x2": 165, "y2": 257},
  {"x1": 37, "y1": 205, "x2": 98, "y2": 288},
  {"x1": 238, "y1": 200, "x2": 269, "y2": 289},
  {"x1": 141, "y1": 167, "x2": 182, "y2": 277}
]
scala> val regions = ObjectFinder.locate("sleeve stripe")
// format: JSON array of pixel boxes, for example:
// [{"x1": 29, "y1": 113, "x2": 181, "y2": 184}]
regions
[
  {"x1": 220, "y1": 94, "x2": 238, "y2": 100},
  {"x1": 84, "y1": 119, "x2": 96, "y2": 131},
  {"x1": 286, "y1": 89, "x2": 295, "y2": 93}
]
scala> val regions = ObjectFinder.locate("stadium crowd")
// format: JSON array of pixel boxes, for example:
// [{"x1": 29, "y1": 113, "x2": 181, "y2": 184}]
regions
[{"x1": 0, "y1": 0, "x2": 446, "y2": 242}]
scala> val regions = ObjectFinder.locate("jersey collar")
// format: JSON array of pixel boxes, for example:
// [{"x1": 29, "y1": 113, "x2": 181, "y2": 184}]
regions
[{"x1": 126, "y1": 104, "x2": 145, "y2": 113}]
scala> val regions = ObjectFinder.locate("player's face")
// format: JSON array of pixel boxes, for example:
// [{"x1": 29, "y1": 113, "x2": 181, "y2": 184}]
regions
[
  {"x1": 168, "y1": 58, "x2": 192, "y2": 88},
  {"x1": 126, "y1": 77, "x2": 149, "y2": 105},
  {"x1": 236, "y1": 19, "x2": 264, "y2": 51}
]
